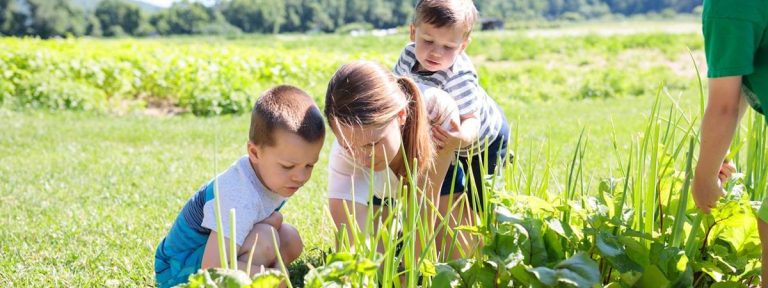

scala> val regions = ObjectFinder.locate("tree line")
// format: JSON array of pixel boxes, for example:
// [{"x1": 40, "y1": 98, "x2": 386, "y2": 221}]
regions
[{"x1": 0, "y1": 0, "x2": 701, "y2": 38}]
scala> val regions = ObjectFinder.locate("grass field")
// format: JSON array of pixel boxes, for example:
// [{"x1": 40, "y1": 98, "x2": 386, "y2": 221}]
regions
[
  {"x1": 5, "y1": 20, "x2": 760, "y2": 287},
  {"x1": 0, "y1": 96, "x2": 701, "y2": 286}
]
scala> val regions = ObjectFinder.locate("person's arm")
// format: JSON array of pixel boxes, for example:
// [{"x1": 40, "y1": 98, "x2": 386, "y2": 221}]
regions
[
  {"x1": 259, "y1": 211, "x2": 283, "y2": 229},
  {"x1": 457, "y1": 115, "x2": 480, "y2": 147},
  {"x1": 432, "y1": 76, "x2": 482, "y2": 151},
  {"x1": 326, "y1": 141, "x2": 376, "y2": 246},
  {"x1": 424, "y1": 142, "x2": 455, "y2": 196},
  {"x1": 199, "y1": 191, "x2": 279, "y2": 274},
  {"x1": 200, "y1": 232, "x2": 264, "y2": 276},
  {"x1": 693, "y1": 76, "x2": 746, "y2": 213}
]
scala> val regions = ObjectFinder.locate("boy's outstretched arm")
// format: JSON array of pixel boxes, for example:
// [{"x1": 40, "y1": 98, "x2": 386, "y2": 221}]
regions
[
  {"x1": 259, "y1": 211, "x2": 283, "y2": 229},
  {"x1": 693, "y1": 76, "x2": 746, "y2": 213},
  {"x1": 432, "y1": 114, "x2": 480, "y2": 151},
  {"x1": 457, "y1": 115, "x2": 480, "y2": 147}
]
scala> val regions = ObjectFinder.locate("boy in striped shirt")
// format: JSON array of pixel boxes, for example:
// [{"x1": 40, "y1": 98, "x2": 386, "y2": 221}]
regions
[{"x1": 394, "y1": 0, "x2": 510, "y2": 210}]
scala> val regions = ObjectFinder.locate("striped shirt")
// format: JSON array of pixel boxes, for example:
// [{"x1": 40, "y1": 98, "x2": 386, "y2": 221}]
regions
[{"x1": 394, "y1": 43, "x2": 504, "y2": 156}]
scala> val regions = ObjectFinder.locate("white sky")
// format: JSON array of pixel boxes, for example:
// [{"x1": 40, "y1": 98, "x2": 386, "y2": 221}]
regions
[{"x1": 136, "y1": 0, "x2": 174, "y2": 7}]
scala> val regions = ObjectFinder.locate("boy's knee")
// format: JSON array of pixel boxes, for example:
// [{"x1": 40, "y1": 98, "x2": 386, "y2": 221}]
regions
[
  {"x1": 279, "y1": 223, "x2": 303, "y2": 261},
  {"x1": 241, "y1": 224, "x2": 279, "y2": 263}
]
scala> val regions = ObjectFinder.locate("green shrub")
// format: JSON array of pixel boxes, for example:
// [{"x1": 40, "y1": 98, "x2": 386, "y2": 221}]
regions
[{"x1": 15, "y1": 73, "x2": 105, "y2": 111}]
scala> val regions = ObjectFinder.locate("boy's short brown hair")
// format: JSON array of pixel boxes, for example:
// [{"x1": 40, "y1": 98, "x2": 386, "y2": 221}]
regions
[
  {"x1": 413, "y1": 0, "x2": 478, "y2": 37},
  {"x1": 249, "y1": 85, "x2": 325, "y2": 146}
]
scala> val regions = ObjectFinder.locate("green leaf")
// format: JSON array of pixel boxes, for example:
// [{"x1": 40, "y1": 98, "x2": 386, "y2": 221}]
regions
[
  {"x1": 509, "y1": 264, "x2": 538, "y2": 287},
  {"x1": 595, "y1": 233, "x2": 643, "y2": 286},
  {"x1": 637, "y1": 264, "x2": 670, "y2": 287},
  {"x1": 447, "y1": 258, "x2": 472, "y2": 273},
  {"x1": 545, "y1": 218, "x2": 567, "y2": 238},
  {"x1": 303, "y1": 251, "x2": 379, "y2": 286},
  {"x1": 516, "y1": 220, "x2": 548, "y2": 266},
  {"x1": 526, "y1": 252, "x2": 600, "y2": 287},
  {"x1": 528, "y1": 266, "x2": 558, "y2": 286},
  {"x1": 596, "y1": 233, "x2": 622, "y2": 257},
  {"x1": 463, "y1": 261, "x2": 497, "y2": 287},
  {"x1": 483, "y1": 231, "x2": 526, "y2": 269},
  {"x1": 495, "y1": 206, "x2": 522, "y2": 223},
  {"x1": 648, "y1": 244, "x2": 693, "y2": 287},
  {"x1": 616, "y1": 236, "x2": 650, "y2": 268},
  {"x1": 250, "y1": 270, "x2": 284, "y2": 287},
  {"x1": 696, "y1": 261, "x2": 723, "y2": 282},
  {"x1": 420, "y1": 258, "x2": 437, "y2": 278},
  {"x1": 179, "y1": 268, "x2": 253, "y2": 288},
  {"x1": 543, "y1": 228, "x2": 566, "y2": 263},
  {"x1": 709, "y1": 282, "x2": 748, "y2": 288},
  {"x1": 714, "y1": 212, "x2": 759, "y2": 253},
  {"x1": 432, "y1": 263, "x2": 462, "y2": 288}
]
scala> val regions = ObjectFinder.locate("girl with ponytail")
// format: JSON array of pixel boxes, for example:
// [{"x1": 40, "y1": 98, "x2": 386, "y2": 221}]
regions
[{"x1": 325, "y1": 60, "x2": 470, "y2": 259}]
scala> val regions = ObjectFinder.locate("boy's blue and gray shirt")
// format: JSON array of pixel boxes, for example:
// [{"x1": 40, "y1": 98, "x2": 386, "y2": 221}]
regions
[
  {"x1": 394, "y1": 43, "x2": 504, "y2": 157},
  {"x1": 155, "y1": 155, "x2": 285, "y2": 287}
]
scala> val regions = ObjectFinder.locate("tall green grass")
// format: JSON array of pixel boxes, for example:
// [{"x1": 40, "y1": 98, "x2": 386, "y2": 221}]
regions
[{"x1": 303, "y1": 80, "x2": 762, "y2": 286}]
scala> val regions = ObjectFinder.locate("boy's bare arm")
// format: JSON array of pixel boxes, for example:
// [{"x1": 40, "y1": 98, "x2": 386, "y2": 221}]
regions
[
  {"x1": 693, "y1": 76, "x2": 746, "y2": 213},
  {"x1": 200, "y1": 232, "x2": 259, "y2": 275},
  {"x1": 431, "y1": 113, "x2": 480, "y2": 151},
  {"x1": 457, "y1": 114, "x2": 480, "y2": 147},
  {"x1": 259, "y1": 211, "x2": 283, "y2": 229}
]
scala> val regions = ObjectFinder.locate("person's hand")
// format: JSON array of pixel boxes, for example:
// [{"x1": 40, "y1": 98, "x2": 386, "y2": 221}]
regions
[
  {"x1": 432, "y1": 119, "x2": 462, "y2": 151},
  {"x1": 692, "y1": 177, "x2": 724, "y2": 214},
  {"x1": 425, "y1": 90, "x2": 458, "y2": 129},
  {"x1": 693, "y1": 161, "x2": 735, "y2": 213},
  {"x1": 717, "y1": 160, "x2": 736, "y2": 184}
]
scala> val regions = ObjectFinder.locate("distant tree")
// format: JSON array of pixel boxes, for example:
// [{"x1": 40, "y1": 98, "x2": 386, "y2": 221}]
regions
[
  {"x1": 311, "y1": 0, "x2": 346, "y2": 32},
  {"x1": 0, "y1": 0, "x2": 10, "y2": 34},
  {"x1": 151, "y1": 1, "x2": 216, "y2": 35},
  {"x1": 344, "y1": 0, "x2": 368, "y2": 23},
  {"x1": 144, "y1": 0, "x2": 706, "y2": 36},
  {"x1": 2, "y1": 5, "x2": 27, "y2": 36},
  {"x1": 95, "y1": 0, "x2": 143, "y2": 36},
  {"x1": 280, "y1": 0, "x2": 304, "y2": 32},
  {"x1": 86, "y1": 14, "x2": 102, "y2": 36},
  {"x1": 24, "y1": 0, "x2": 87, "y2": 38},
  {"x1": 366, "y1": 0, "x2": 394, "y2": 28},
  {"x1": 391, "y1": 0, "x2": 414, "y2": 26},
  {"x1": 221, "y1": 0, "x2": 285, "y2": 33}
]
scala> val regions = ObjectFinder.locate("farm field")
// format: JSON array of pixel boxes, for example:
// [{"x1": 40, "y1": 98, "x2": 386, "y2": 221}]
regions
[{"x1": 1, "y1": 21, "x2": 763, "y2": 287}]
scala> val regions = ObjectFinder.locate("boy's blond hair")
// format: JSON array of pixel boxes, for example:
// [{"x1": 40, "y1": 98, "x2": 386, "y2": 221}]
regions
[
  {"x1": 413, "y1": 0, "x2": 478, "y2": 37},
  {"x1": 249, "y1": 85, "x2": 325, "y2": 146}
]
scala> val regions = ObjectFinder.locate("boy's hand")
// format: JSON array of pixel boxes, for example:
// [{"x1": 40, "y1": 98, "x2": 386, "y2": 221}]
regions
[
  {"x1": 718, "y1": 160, "x2": 736, "y2": 183},
  {"x1": 692, "y1": 161, "x2": 736, "y2": 213},
  {"x1": 426, "y1": 90, "x2": 459, "y2": 129},
  {"x1": 432, "y1": 119, "x2": 462, "y2": 151},
  {"x1": 259, "y1": 211, "x2": 283, "y2": 229}
]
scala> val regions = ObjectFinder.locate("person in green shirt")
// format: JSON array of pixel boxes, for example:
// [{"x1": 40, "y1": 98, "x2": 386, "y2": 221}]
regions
[{"x1": 692, "y1": 0, "x2": 768, "y2": 284}]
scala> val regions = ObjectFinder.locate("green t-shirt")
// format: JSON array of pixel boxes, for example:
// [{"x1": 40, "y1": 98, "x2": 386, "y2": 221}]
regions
[{"x1": 703, "y1": 0, "x2": 768, "y2": 115}]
